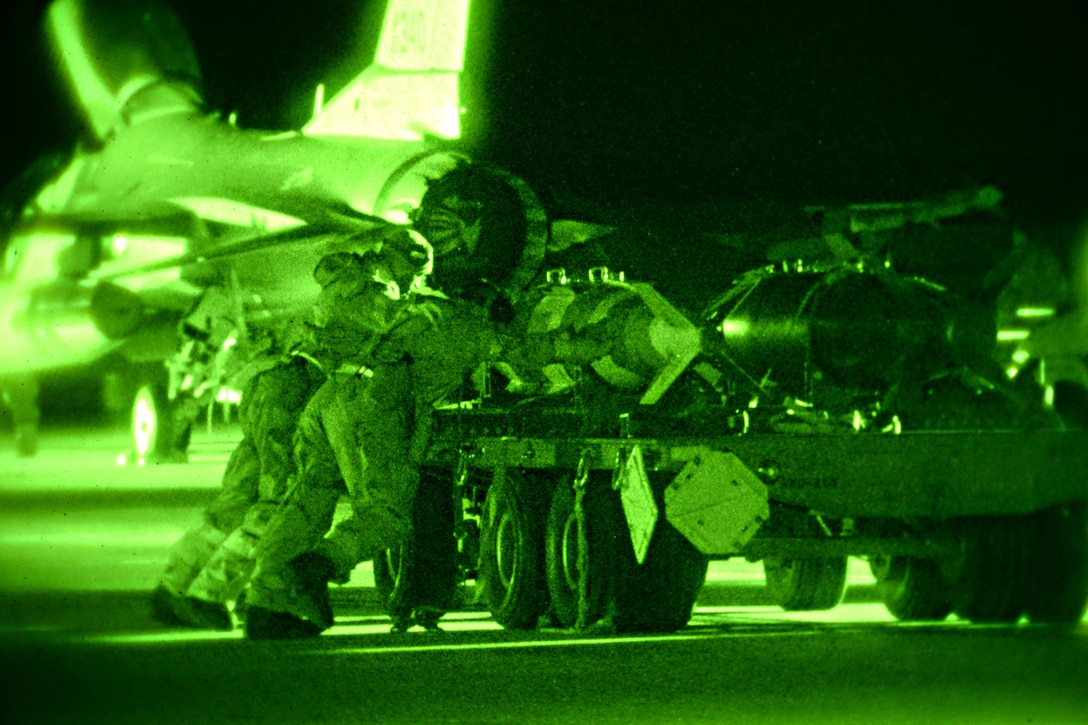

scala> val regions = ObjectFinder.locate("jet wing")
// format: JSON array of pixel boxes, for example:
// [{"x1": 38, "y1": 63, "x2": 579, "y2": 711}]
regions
[{"x1": 0, "y1": 0, "x2": 476, "y2": 385}]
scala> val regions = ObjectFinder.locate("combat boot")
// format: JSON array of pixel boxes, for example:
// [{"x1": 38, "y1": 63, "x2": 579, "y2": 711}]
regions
[
  {"x1": 244, "y1": 605, "x2": 323, "y2": 639},
  {"x1": 389, "y1": 606, "x2": 445, "y2": 633},
  {"x1": 389, "y1": 612, "x2": 413, "y2": 633},
  {"x1": 288, "y1": 552, "x2": 336, "y2": 630},
  {"x1": 411, "y1": 605, "x2": 445, "y2": 633},
  {"x1": 149, "y1": 584, "x2": 188, "y2": 626},
  {"x1": 178, "y1": 596, "x2": 233, "y2": 631}
]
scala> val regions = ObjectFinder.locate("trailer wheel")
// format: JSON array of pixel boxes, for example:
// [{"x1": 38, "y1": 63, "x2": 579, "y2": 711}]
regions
[
  {"x1": 763, "y1": 556, "x2": 848, "y2": 611},
  {"x1": 556, "y1": 472, "x2": 706, "y2": 633},
  {"x1": 612, "y1": 515, "x2": 709, "y2": 633},
  {"x1": 372, "y1": 469, "x2": 459, "y2": 624},
  {"x1": 479, "y1": 470, "x2": 548, "y2": 629},
  {"x1": 869, "y1": 556, "x2": 952, "y2": 621},
  {"x1": 544, "y1": 472, "x2": 621, "y2": 630},
  {"x1": 544, "y1": 477, "x2": 582, "y2": 628},
  {"x1": 947, "y1": 516, "x2": 1032, "y2": 623},
  {"x1": 1025, "y1": 500, "x2": 1088, "y2": 626}
]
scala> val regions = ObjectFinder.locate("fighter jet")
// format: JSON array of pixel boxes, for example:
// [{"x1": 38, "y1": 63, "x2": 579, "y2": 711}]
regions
[{"x1": 0, "y1": 0, "x2": 548, "y2": 460}]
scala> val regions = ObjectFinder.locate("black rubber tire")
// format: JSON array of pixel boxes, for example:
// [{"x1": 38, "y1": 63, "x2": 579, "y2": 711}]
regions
[
  {"x1": 372, "y1": 469, "x2": 459, "y2": 620},
  {"x1": 612, "y1": 514, "x2": 709, "y2": 633},
  {"x1": 763, "y1": 555, "x2": 848, "y2": 611},
  {"x1": 1025, "y1": 500, "x2": 1088, "y2": 626},
  {"x1": 870, "y1": 555, "x2": 952, "y2": 621},
  {"x1": 479, "y1": 470, "x2": 549, "y2": 629},
  {"x1": 560, "y1": 472, "x2": 708, "y2": 633},
  {"x1": 948, "y1": 516, "x2": 1033, "y2": 624},
  {"x1": 131, "y1": 381, "x2": 180, "y2": 463},
  {"x1": 544, "y1": 477, "x2": 582, "y2": 628}
]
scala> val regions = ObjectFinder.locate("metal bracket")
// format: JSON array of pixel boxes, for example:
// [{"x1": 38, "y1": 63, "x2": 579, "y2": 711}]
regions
[
  {"x1": 665, "y1": 447, "x2": 770, "y2": 555},
  {"x1": 615, "y1": 445, "x2": 659, "y2": 564}
]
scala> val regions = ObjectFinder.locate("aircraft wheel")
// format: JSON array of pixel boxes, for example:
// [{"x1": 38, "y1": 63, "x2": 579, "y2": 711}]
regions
[
  {"x1": 479, "y1": 470, "x2": 548, "y2": 629},
  {"x1": 1025, "y1": 500, "x2": 1088, "y2": 626},
  {"x1": 763, "y1": 556, "x2": 848, "y2": 611},
  {"x1": 946, "y1": 516, "x2": 1033, "y2": 623},
  {"x1": 373, "y1": 468, "x2": 459, "y2": 623},
  {"x1": 869, "y1": 555, "x2": 952, "y2": 621},
  {"x1": 131, "y1": 382, "x2": 178, "y2": 463}
]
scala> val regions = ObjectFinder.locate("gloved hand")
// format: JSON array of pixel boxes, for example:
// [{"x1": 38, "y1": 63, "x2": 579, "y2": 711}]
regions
[{"x1": 369, "y1": 227, "x2": 434, "y2": 296}]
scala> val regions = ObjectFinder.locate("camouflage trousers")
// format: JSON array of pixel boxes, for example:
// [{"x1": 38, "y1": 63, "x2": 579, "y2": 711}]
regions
[
  {"x1": 247, "y1": 361, "x2": 422, "y2": 626},
  {"x1": 158, "y1": 358, "x2": 323, "y2": 605}
]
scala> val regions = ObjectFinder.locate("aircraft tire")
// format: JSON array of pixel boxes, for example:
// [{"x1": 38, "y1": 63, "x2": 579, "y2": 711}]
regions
[{"x1": 131, "y1": 381, "x2": 177, "y2": 464}]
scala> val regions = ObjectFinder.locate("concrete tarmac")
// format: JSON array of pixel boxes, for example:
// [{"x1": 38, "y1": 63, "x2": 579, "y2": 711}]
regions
[{"x1": 0, "y1": 423, "x2": 1085, "y2": 724}]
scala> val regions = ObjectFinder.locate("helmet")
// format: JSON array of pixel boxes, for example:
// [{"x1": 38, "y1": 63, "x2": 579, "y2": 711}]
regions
[{"x1": 412, "y1": 164, "x2": 546, "y2": 297}]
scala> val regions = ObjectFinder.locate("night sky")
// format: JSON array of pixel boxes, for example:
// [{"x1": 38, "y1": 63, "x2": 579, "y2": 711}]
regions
[{"x1": 2, "y1": 0, "x2": 1087, "y2": 242}]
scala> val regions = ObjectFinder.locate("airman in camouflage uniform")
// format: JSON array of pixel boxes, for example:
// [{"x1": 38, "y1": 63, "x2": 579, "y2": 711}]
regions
[
  {"x1": 243, "y1": 164, "x2": 546, "y2": 638},
  {"x1": 150, "y1": 223, "x2": 430, "y2": 629},
  {"x1": 151, "y1": 344, "x2": 325, "y2": 629}
]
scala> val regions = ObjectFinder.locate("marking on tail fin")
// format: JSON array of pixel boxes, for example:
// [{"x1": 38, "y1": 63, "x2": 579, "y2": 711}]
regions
[
  {"x1": 377, "y1": 0, "x2": 469, "y2": 72},
  {"x1": 304, "y1": 0, "x2": 470, "y2": 140}
]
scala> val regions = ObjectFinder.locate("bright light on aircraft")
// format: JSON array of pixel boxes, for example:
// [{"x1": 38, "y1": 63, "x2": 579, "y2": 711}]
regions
[
  {"x1": 381, "y1": 208, "x2": 412, "y2": 224},
  {"x1": 215, "y1": 388, "x2": 241, "y2": 404},
  {"x1": 720, "y1": 319, "x2": 750, "y2": 336},
  {"x1": 110, "y1": 235, "x2": 129, "y2": 258},
  {"x1": 1015, "y1": 307, "x2": 1056, "y2": 319}
]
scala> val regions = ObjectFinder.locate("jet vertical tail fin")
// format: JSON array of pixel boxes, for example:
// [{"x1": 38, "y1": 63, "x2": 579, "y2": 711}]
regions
[{"x1": 303, "y1": 0, "x2": 470, "y2": 141}]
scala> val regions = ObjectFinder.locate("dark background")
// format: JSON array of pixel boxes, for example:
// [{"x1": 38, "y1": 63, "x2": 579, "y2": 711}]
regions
[{"x1": 2, "y1": 0, "x2": 1087, "y2": 243}]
